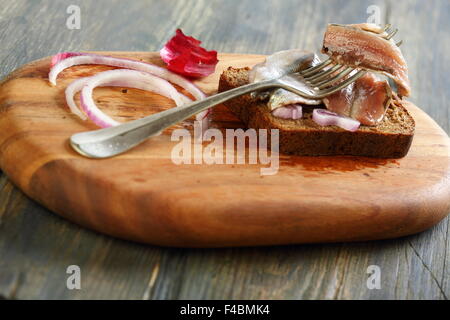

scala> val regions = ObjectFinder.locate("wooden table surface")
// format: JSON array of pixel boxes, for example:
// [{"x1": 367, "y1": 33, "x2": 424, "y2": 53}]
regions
[{"x1": 0, "y1": 0, "x2": 449, "y2": 300}]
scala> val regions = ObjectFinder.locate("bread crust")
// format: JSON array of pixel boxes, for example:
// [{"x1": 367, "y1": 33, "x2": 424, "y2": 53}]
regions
[{"x1": 218, "y1": 67, "x2": 415, "y2": 158}]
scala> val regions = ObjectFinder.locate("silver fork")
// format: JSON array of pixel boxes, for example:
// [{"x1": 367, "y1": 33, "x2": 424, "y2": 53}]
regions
[{"x1": 70, "y1": 25, "x2": 400, "y2": 158}]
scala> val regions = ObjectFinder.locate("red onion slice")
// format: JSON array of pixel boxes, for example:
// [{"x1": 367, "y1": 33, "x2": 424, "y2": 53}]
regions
[
  {"x1": 78, "y1": 69, "x2": 192, "y2": 128},
  {"x1": 51, "y1": 52, "x2": 83, "y2": 66},
  {"x1": 271, "y1": 105, "x2": 303, "y2": 120},
  {"x1": 291, "y1": 105, "x2": 303, "y2": 120},
  {"x1": 65, "y1": 75, "x2": 192, "y2": 121},
  {"x1": 65, "y1": 77, "x2": 90, "y2": 120},
  {"x1": 312, "y1": 109, "x2": 360, "y2": 132},
  {"x1": 160, "y1": 29, "x2": 219, "y2": 78},
  {"x1": 49, "y1": 52, "x2": 209, "y2": 120}
]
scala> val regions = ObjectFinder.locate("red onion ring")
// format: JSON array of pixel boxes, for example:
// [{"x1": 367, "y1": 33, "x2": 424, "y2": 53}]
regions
[
  {"x1": 65, "y1": 78, "x2": 89, "y2": 120},
  {"x1": 49, "y1": 52, "x2": 209, "y2": 120},
  {"x1": 65, "y1": 76, "x2": 192, "y2": 121},
  {"x1": 271, "y1": 105, "x2": 303, "y2": 120},
  {"x1": 312, "y1": 108, "x2": 360, "y2": 132},
  {"x1": 78, "y1": 69, "x2": 192, "y2": 128}
]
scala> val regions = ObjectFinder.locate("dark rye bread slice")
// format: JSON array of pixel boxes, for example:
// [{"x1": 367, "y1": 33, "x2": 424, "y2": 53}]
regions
[{"x1": 218, "y1": 67, "x2": 415, "y2": 158}]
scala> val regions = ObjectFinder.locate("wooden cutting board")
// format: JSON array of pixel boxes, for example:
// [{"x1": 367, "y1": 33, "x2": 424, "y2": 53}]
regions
[{"x1": 0, "y1": 52, "x2": 449, "y2": 247}]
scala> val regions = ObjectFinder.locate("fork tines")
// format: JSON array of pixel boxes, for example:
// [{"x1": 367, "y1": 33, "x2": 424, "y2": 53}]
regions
[
  {"x1": 383, "y1": 24, "x2": 402, "y2": 45},
  {"x1": 299, "y1": 60, "x2": 363, "y2": 92}
]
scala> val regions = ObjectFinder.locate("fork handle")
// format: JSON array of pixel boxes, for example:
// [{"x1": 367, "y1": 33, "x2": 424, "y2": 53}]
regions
[{"x1": 70, "y1": 79, "x2": 275, "y2": 158}]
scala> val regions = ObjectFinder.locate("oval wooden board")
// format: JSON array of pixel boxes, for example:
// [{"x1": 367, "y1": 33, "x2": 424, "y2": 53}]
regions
[{"x1": 0, "y1": 52, "x2": 449, "y2": 247}]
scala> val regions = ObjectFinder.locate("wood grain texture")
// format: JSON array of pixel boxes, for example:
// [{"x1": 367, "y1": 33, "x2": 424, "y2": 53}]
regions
[
  {"x1": 0, "y1": 0, "x2": 449, "y2": 300},
  {"x1": 1, "y1": 52, "x2": 449, "y2": 248}
]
